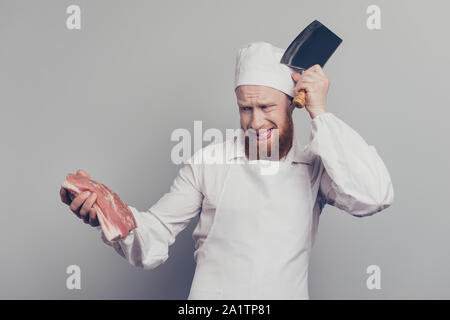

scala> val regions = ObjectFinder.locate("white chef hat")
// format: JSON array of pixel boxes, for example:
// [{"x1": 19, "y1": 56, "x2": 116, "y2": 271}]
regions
[{"x1": 234, "y1": 41, "x2": 296, "y2": 98}]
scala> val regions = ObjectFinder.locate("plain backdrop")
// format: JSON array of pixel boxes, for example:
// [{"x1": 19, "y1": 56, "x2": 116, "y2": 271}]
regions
[{"x1": 1, "y1": 0, "x2": 449, "y2": 299}]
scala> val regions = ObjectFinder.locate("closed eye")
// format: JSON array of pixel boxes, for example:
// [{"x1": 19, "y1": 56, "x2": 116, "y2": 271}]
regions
[{"x1": 261, "y1": 105, "x2": 276, "y2": 111}]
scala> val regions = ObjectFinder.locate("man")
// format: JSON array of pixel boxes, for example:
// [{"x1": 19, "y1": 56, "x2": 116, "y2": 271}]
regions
[{"x1": 60, "y1": 42, "x2": 394, "y2": 299}]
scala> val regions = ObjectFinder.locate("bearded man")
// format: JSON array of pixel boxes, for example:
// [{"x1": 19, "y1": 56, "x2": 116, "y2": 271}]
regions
[{"x1": 60, "y1": 41, "x2": 394, "y2": 300}]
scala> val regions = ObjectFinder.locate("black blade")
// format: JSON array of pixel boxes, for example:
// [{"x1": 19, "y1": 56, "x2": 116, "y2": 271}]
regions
[{"x1": 281, "y1": 20, "x2": 342, "y2": 71}]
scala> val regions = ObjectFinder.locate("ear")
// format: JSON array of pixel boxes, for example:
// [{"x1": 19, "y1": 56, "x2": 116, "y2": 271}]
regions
[{"x1": 288, "y1": 99, "x2": 295, "y2": 114}]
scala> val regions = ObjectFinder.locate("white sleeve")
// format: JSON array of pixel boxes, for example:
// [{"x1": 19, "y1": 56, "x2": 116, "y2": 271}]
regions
[
  {"x1": 307, "y1": 112, "x2": 394, "y2": 217},
  {"x1": 100, "y1": 162, "x2": 204, "y2": 269}
]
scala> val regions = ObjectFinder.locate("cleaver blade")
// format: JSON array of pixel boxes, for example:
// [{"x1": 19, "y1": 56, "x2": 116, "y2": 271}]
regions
[{"x1": 281, "y1": 20, "x2": 342, "y2": 108}]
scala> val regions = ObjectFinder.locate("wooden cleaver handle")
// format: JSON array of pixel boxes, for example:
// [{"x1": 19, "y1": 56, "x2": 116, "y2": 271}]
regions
[{"x1": 293, "y1": 90, "x2": 306, "y2": 108}]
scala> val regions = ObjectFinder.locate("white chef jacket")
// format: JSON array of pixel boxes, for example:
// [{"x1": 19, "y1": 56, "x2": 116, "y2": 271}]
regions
[{"x1": 100, "y1": 112, "x2": 394, "y2": 270}]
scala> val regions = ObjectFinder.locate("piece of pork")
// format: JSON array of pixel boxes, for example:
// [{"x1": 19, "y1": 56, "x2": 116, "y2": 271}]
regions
[{"x1": 62, "y1": 173, "x2": 137, "y2": 242}]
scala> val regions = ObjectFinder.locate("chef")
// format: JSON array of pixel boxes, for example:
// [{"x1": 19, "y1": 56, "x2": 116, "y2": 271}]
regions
[{"x1": 60, "y1": 42, "x2": 394, "y2": 299}]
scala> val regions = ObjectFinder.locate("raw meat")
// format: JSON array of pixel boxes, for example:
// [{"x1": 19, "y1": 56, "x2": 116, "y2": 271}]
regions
[{"x1": 62, "y1": 173, "x2": 137, "y2": 242}]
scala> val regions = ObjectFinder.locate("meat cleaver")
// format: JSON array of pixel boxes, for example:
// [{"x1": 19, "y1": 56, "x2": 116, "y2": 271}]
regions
[{"x1": 281, "y1": 20, "x2": 342, "y2": 108}]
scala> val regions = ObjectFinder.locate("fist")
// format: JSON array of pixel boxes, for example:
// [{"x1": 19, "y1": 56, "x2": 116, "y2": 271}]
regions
[
  {"x1": 291, "y1": 64, "x2": 329, "y2": 118},
  {"x1": 59, "y1": 169, "x2": 100, "y2": 227}
]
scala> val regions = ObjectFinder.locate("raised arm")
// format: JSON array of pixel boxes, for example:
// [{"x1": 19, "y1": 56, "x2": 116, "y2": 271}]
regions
[
  {"x1": 308, "y1": 112, "x2": 394, "y2": 217},
  {"x1": 291, "y1": 65, "x2": 394, "y2": 217}
]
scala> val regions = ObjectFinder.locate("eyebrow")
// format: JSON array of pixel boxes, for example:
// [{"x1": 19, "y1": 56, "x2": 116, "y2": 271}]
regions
[{"x1": 238, "y1": 102, "x2": 277, "y2": 107}]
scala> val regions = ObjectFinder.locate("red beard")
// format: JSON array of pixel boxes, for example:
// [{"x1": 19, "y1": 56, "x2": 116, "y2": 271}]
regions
[{"x1": 244, "y1": 116, "x2": 294, "y2": 161}]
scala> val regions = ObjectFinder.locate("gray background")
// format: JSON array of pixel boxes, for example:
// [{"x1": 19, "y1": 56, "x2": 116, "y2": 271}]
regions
[{"x1": 0, "y1": 0, "x2": 448, "y2": 299}]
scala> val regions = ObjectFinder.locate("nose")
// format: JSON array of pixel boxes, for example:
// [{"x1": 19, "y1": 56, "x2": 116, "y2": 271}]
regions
[{"x1": 250, "y1": 108, "x2": 266, "y2": 131}]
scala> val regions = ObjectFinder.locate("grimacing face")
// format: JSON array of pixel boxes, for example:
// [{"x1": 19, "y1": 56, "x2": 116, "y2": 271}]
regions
[{"x1": 235, "y1": 85, "x2": 295, "y2": 160}]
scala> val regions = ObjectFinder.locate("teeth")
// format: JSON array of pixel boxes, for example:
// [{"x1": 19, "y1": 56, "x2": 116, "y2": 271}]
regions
[
  {"x1": 257, "y1": 128, "x2": 272, "y2": 136},
  {"x1": 248, "y1": 128, "x2": 273, "y2": 139}
]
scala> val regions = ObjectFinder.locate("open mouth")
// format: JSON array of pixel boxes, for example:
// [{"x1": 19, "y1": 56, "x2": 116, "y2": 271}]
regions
[{"x1": 250, "y1": 128, "x2": 274, "y2": 141}]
